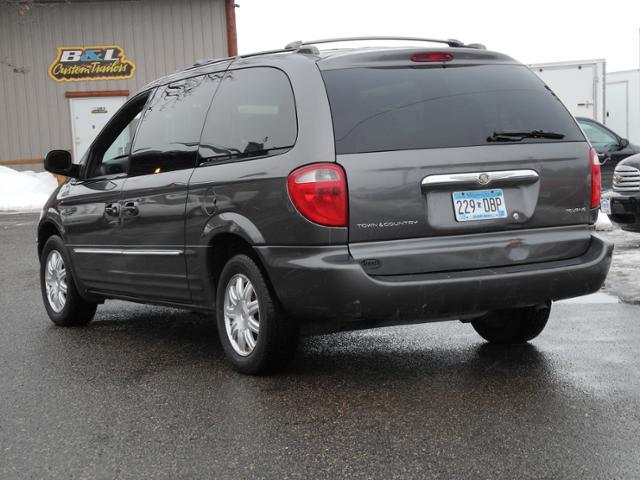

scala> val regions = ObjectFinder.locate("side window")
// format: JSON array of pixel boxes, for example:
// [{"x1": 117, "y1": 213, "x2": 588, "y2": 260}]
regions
[
  {"x1": 580, "y1": 121, "x2": 618, "y2": 149},
  {"x1": 102, "y1": 112, "x2": 141, "y2": 167},
  {"x1": 129, "y1": 74, "x2": 220, "y2": 177},
  {"x1": 86, "y1": 94, "x2": 148, "y2": 178},
  {"x1": 199, "y1": 67, "x2": 297, "y2": 163}
]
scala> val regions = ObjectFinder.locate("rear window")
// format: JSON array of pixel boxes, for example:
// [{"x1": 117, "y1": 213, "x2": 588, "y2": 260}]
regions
[{"x1": 321, "y1": 64, "x2": 585, "y2": 155}]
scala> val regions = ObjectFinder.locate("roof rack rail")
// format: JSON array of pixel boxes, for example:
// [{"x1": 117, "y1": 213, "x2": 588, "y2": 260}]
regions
[
  {"x1": 187, "y1": 45, "x2": 317, "y2": 70},
  {"x1": 240, "y1": 46, "x2": 311, "y2": 58},
  {"x1": 284, "y1": 36, "x2": 478, "y2": 50},
  {"x1": 187, "y1": 36, "x2": 484, "y2": 71},
  {"x1": 188, "y1": 55, "x2": 235, "y2": 69}
]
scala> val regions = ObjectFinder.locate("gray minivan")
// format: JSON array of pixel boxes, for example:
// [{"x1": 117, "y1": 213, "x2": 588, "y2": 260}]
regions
[{"x1": 39, "y1": 37, "x2": 613, "y2": 374}]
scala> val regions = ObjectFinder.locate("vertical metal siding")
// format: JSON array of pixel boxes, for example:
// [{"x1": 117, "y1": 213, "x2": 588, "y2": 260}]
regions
[{"x1": 0, "y1": 0, "x2": 228, "y2": 162}]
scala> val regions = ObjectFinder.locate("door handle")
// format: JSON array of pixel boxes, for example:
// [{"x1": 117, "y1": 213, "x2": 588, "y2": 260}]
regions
[
  {"x1": 422, "y1": 169, "x2": 539, "y2": 190},
  {"x1": 105, "y1": 203, "x2": 120, "y2": 217},
  {"x1": 122, "y1": 201, "x2": 139, "y2": 216}
]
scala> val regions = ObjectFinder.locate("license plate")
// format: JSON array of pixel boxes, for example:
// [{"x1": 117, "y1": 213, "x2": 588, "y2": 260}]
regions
[
  {"x1": 601, "y1": 197, "x2": 611, "y2": 214},
  {"x1": 452, "y1": 189, "x2": 508, "y2": 222}
]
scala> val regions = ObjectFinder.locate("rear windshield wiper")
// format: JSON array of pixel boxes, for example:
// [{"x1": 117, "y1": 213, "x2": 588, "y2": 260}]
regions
[{"x1": 487, "y1": 130, "x2": 565, "y2": 142}]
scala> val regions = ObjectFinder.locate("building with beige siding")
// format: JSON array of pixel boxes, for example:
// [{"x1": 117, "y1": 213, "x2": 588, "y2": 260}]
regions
[{"x1": 0, "y1": 0, "x2": 236, "y2": 171}]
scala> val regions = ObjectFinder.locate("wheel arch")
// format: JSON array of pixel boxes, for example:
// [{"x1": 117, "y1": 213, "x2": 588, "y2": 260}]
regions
[
  {"x1": 198, "y1": 212, "x2": 265, "y2": 283},
  {"x1": 205, "y1": 231, "x2": 282, "y2": 311},
  {"x1": 37, "y1": 220, "x2": 63, "y2": 258}
]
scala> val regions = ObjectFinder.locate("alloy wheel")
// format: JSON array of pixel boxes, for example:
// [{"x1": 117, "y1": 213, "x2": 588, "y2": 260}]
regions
[
  {"x1": 223, "y1": 273, "x2": 260, "y2": 356},
  {"x1": 45, "y1": 250, "x2": 67, "y2": 313}
]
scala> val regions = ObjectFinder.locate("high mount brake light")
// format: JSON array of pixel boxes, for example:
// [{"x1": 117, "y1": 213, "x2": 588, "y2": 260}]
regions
[
  {"x1": 287, "y1": 163, "x2": 347, "y2": 227},
  {"x1": 411, "y1": 52, "x2": 454, "y2": 62},
  {"x1": 590, "y1": 147, "x2": 601, "y2": 209}
]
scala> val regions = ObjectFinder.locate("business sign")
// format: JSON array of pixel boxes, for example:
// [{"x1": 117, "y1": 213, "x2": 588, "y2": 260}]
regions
[{"x1": 48, "y1": 45, "x2": 135, "y2": 82}]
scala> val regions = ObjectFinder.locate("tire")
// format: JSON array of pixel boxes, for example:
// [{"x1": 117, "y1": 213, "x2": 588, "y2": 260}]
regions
[
  {"x1": 621, "y1": 225, "x2": 640, "y2": 233},
  {"x1": 40, "y1": 235, "x2": 97, "y2": 326},
  {"x1": 216, "y1": 254, "x2": 297, "y2": 375},
  {"x1": 471, "y1": 302, "x2": 551, "y2": 344}
]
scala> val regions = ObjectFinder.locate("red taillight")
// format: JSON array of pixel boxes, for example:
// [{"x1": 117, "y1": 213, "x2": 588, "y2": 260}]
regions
[
  {"x1": 411, "y1": 52, "x2": 453, "y2": 62},
  {"x1": 590, "y1": 147, "x2": 601, "y2": 208},
  {"x1": 287, "y1": 163, "x2": 347, "y2": 227}
]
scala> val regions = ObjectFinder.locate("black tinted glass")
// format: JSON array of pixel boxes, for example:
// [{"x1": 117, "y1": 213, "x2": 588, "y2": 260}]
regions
[
  {"x1": 129, "y1": 75, "x2": 219, "y2": 176},
  {"x1": 321, "y1": 64, "x2": 585, "y2": 155},
  {"x1": 199, "y1": 67, "x2": 297, "y2": 162}
]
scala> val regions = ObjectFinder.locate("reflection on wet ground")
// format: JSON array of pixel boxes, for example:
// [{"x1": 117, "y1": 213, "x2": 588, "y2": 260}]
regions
[{"x1": 599, "y1": 227, "x2": 640, "y2": 304}]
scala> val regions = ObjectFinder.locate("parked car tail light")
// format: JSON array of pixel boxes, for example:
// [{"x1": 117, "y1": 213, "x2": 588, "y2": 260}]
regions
[
  {"x1": 411, "y1": 52, "x2": 453, "y2": 62},
  {"x1": 287, "y1": 163, "x2": 347, "y2": 227},
  {"x1": 590, "y1": 147, "x2": 601, "y2": 208}
]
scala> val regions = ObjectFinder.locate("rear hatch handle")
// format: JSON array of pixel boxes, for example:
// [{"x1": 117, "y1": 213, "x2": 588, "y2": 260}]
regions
[{"x1": 421, "y1": 169, "x2": 539, "y2": 190}]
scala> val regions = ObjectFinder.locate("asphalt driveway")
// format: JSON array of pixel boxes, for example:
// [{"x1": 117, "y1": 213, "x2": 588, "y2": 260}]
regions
[{"x1": 1, "y1": 213, "x2": 639, "y2": 479}]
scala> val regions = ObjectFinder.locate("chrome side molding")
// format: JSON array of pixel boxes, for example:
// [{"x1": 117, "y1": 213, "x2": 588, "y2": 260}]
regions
[
  {"x1": 73, "y1": 248, "x2": 183, "y2": 256},
  {"x1": 421, "y1": 169, "x2": 539, "y2": 189}
]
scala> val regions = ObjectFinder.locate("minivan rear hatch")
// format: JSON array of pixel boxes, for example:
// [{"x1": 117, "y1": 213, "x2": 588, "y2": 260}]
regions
[{"x1": 319, "y1": 49, "x2": 593, "y2": 274}]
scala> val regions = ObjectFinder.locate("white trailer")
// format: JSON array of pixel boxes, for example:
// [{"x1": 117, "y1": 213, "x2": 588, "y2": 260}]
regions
[
  {"x1": 606, "y1": 69, "x2": 640, "y2": 144},
  {"x1": 529, "y1": 59, "x2": 606, "y2": 123}
]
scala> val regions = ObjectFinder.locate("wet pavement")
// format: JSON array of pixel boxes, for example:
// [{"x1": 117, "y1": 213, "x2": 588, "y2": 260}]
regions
[
  {"x1": 599, "y1": 227, "x2": 640, "y2": 303},
  {"x1": 1, "y1": 213, "x2": 639, "y2": 479}
]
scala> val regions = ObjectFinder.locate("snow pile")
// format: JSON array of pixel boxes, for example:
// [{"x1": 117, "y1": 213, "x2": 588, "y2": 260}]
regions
[
  {"x1": 0, "y1": 166, "x2": 58, "y2": 212},
  {"x1": 595, "y1": 211, "x2": 614, "y2": 231}
]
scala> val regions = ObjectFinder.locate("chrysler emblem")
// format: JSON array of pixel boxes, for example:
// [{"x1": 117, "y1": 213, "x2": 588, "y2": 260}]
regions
[
  {"x1": 478, "y1": 173, "x2": 490, "y2": 185},
  {"x1": 613, "y1": 175, "x2": 622, "y2": 185}
]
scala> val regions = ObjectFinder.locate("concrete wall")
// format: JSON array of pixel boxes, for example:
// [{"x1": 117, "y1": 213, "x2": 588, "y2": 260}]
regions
[{"x1": 0, "y1": 0, "x2": 228, "y2": 164}]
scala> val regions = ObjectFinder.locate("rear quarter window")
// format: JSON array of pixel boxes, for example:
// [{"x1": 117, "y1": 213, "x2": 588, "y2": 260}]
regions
[
  {"x1": 321, "y1": 64, "x2": 585, "y2": 155},
  {"x1": 199, "y1": 67, "x2": 297, "y2": 162}
]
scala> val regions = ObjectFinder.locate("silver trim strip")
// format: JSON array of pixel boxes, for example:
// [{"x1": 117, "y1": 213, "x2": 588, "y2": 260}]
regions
[
  {"x1": 422, "y1": 169, "x2": 539, "y2": 189},
  {"x1": 73, "y1": 248, "x2": 183, "y2": 256},
  {"x1": 73, "y1": 248, "x2": 121, "y2": 255},
  {"x1": 122, "y1": 250, "x2": 183, "y2": 256}
]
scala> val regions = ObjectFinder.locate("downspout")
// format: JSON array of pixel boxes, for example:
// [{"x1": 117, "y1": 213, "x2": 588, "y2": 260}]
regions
[{"x1": 225, "y1": 0, "x2": 238, "y2": 57}]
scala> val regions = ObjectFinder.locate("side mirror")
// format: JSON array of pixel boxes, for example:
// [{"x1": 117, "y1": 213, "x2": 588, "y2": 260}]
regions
[
  {"x1": 44, "y1": 150, "x2": 79, "y2": 177},
  {"x1": 619, "y1": 138, "x2": 630, "y2": 149}
]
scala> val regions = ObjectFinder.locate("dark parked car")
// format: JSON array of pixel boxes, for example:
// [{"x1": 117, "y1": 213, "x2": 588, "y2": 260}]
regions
[
  {"x1": 39, "y1": 37, "x2": 613, "y2": 374},
  {"x1": 576, "y1": 117, "x2": 640, "y2": 190},
  {"x1": 602, "y1": 153, "x2": 640, "y2": 232}
]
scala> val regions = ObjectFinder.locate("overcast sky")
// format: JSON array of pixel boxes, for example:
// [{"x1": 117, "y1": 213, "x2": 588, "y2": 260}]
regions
[{"x1": 236, "y1": 0, "x2": 640, "y2": 72}]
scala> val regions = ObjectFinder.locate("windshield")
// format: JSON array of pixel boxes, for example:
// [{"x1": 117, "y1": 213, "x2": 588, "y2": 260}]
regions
[{"x1": 321, "y1": 64, "x2": 585, "y2": 155}]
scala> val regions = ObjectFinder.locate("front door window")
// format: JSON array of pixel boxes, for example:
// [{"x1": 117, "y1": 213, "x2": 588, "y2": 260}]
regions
[
  {"x1": 85, "y1": 94, "x2": 149, "y2": 178},
  {"x1": 69, "y1": 96, "x2": 126, "y2": 162}
]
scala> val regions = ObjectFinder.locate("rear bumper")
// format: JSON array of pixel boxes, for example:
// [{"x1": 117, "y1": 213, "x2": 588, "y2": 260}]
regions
[
  {"x1": 255, "y1": 234, "x2": 613, "y2": 334},
  {"x1": 607, "y1": 191, "x2": 640, "y2": 230}
]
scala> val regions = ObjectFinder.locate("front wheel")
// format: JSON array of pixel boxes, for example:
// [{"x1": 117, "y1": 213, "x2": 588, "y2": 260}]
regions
[
  {"x1": 471, "y1": 303, "x2": 551, "y2": 344},
  {"x1": 216, "y1": 254, "x2": 298, "y2": 375},
  {"x1": 40, "y1": 235, "x2": 97, "y2": 326}
]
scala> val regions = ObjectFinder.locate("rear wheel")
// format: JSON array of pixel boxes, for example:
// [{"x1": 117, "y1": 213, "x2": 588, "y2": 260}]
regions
[
  {"x1": 216, "y1": 254, "x2": 297, "y2": 375},
  {"x1": 471, "y1": 303, "x2": 551, "y2": 344},
  {"x1": 40, "y1": 236, "x2": 97, "y2": 326}
]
